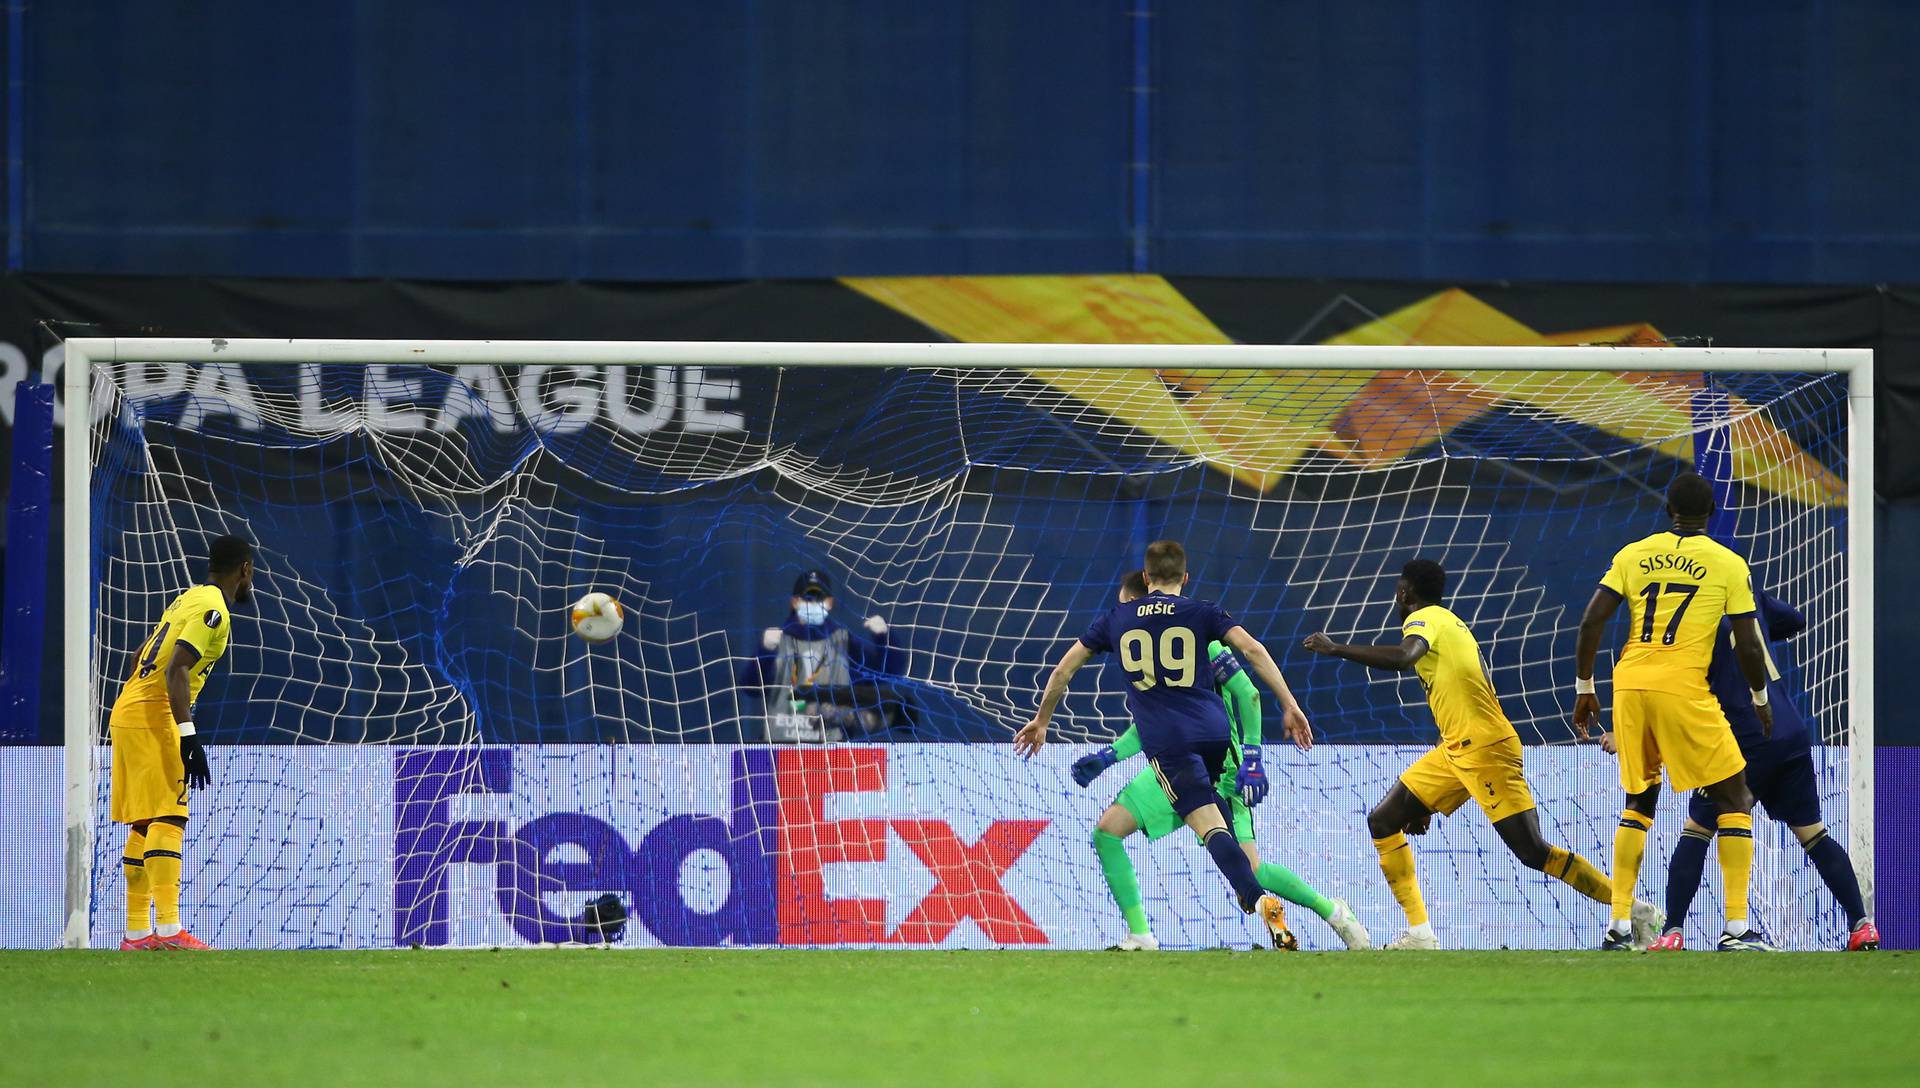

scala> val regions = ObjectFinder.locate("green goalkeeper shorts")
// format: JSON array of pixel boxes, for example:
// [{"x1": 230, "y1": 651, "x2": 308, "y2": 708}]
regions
[{"x1": 1115, "y1": 765, "x2": 1253, "y2": 843}]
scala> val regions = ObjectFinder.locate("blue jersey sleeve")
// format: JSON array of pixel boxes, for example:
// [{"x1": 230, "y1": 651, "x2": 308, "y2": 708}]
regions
[
  {"x1": 1758, "y1": 590, "x2": 1806, "y2": 641},
  {"x1": 1079, "y1": 609, "x2": 1114, "y2": 655},
  {"x1": 1202, "y1": 601, "x2": 1236, "y2": 645}
]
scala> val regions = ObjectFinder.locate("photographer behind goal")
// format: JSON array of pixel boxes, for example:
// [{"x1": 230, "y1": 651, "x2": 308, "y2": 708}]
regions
[{"x1": 738, "y1": 570, "x2": 907, "y2": 740}]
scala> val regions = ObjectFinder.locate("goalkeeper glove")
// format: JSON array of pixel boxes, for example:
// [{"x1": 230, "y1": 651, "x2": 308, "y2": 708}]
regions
[
  {"x1": 1071, "y1": 746, "x2": 1118, "y2": 788},
  {"x1": 1235, "y1": 746, "x2": 1268, "y2": 807},
  {"x1": 178, "y1": 721, "x2": 212, "y2": 790}
]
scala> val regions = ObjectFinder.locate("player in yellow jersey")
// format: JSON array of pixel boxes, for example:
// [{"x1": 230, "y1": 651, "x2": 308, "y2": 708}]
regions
[
  {"x1": 1305, "y1": 559, "x2": 1653, "y2": 949},
  {"x1": 1574, "y1": 472, "x2": 1775, "y2": 952},
  {"x1": 109, "y1": 535, "x2": 254, "y2": 951}
]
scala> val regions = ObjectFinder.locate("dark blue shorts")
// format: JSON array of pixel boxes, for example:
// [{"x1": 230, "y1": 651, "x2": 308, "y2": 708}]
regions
[
  {"x1": 1146, "y1": 739, "x2": 1232, "y2": 821},
  {"x1": 1689, "y1": 747, "x2": 1822, "y2": 829}
]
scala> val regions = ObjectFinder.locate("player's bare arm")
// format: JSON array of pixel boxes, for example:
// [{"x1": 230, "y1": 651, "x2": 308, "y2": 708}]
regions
[
  {"x1": 1221, "y1": 626, "x2": 1312, "y2": 750},
  {"x1": 1302, "y1": 631, "x2": 1430, "y2": 672},
  {"x1": 1729, "y1": 613, "x2": 1775, "y2": 736},
  {"x1": 1015, "y1": 641, "x2": 1092, "y2": 757},
  {"x1": 164, "y1": 641, "x2": 214, "y2": 790},
  {"x1": 164, "y1": 641, "x2": 200, "y2": 727},
  {"x1": 1572, "y1": 586, "x2": 1623, "y2": 739}
]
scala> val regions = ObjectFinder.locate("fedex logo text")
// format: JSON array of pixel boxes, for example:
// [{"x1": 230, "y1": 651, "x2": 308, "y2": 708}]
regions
[{"x1": 392, "y1": 748, "x2": 1047, "y2": 947}]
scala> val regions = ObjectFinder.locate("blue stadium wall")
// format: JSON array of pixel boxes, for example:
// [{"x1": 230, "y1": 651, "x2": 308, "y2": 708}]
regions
[{"x1": 4, "y1": 1, "x2": 1919, "y2": 283}]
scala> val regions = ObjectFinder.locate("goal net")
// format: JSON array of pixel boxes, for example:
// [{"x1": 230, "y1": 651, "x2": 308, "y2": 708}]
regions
[{"x1": 64, "y1": 341, "x2": 1870, "y2": 951}]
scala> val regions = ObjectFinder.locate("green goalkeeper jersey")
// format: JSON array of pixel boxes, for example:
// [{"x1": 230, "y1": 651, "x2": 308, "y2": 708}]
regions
[{"x1": 1108, "y1": 640, "x2": 1260, "y2": 798}]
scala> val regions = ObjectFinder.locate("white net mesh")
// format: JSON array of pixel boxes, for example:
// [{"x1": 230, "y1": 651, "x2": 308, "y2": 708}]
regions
[{"x1": 82, "y1": 352, "x2": 1853, "y2": 949}]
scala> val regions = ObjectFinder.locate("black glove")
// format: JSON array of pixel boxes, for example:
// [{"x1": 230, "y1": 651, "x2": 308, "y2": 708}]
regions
[{"x1": 180, "y1": 731, "x2": 212, "y2": 790}]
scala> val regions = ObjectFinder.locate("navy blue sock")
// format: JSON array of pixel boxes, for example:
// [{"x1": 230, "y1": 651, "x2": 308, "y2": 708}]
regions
[
  {"x1": 1804, "y1": 831, "x2": 1867, "y2": 926},
  {"x1": 1202, "y1": 827, "x2": 1264, "y2": 911},
  {"x1": 1664, "y1": 828, "x2": 1712, "y2": 932}
]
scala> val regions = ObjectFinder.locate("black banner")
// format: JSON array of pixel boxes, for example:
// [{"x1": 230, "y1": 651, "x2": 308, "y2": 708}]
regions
[{"x1": 2, "y1": 272, "x2": 1915, "y2": 498}]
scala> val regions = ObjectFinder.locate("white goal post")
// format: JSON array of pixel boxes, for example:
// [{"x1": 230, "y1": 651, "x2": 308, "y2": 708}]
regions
[{"x1": 59, "y1": 338, "x2": 1873, "y2": 949}]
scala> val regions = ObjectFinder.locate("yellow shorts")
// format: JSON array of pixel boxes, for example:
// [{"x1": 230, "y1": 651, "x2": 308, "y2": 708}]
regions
[
  {"x1": 1612, "y1": 688, "x2": 1746, "y2": 793},
  {"x1": 1399, "y1": 735, "x2": 1536, "y2": 821},
  {"x1": 109, "y1": 704, "x2": 188, "y2": 824}
]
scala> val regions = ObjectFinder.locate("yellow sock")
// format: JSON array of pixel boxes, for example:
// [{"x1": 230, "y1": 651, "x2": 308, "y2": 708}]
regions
[
  {"x1": 1545, "y1": 844, "x2": 1612, "y2": 905},
  {"x1": 144, "y1": 822, "x2": 185, "y2": 935},
  {"x1": 122, "y1": 827, "x2": 151, "y2": 936},
  {"x1": 1611, "y1": 810, "x2": 1652, "y2": 922},
  {"x1": 1716, "y1": 812, "x2": 1755, "y2": 928},
  {"x1": 1373, "y1": 832, "x2": 1428, "y2": 927}
]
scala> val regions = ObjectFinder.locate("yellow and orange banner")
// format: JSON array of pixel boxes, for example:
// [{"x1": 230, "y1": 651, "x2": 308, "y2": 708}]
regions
[{"x1": 844, "y1": 275, "x2": 1842, "y2": 506}]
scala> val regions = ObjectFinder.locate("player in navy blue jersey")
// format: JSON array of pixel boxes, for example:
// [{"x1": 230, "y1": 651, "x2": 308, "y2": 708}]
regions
[
  {"x1": 1629, "y1": 585, "x2": 1877, "y2": 951},
  {"x1": 1015, "y1": 540, "x2": 1313, "y2": 946}
]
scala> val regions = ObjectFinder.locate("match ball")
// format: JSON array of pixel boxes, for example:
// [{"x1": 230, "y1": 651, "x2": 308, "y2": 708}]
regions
[{"x1": 570, "y1": 591, "x2": 625, "y2": 643}]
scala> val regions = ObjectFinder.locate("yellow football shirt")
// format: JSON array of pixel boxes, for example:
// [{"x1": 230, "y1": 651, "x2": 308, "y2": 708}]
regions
[
  {"x1": 1401, "y1": 604, "x2": 1517, "y2": 748},
  {"x1": 111, "y1": 584, "x2": 233, "y2": 723},
  {"x1": 1599, "y1": 531, "x2": 1756, "y2": 696}
]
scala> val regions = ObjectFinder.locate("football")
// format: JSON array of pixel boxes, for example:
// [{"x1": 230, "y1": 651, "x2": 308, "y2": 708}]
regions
[{"x1": 569, "y1": 591, "x2": 625, "y2": 643}]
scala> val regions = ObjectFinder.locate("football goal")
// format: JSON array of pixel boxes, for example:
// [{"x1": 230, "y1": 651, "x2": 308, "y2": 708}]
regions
[{"x1": 57, "y1": 340, "x2": 1871, "y2": 950}]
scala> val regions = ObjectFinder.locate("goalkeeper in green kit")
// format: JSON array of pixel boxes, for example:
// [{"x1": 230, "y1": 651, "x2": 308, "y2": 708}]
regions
[{"x1": 1071, "y1": 571, "x2": 1372, "y2": 951}]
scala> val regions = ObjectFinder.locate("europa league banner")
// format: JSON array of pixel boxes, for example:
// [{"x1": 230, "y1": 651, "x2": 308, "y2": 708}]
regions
[{"x1": 0, "y1": 272, "x2": 1915, "y2": 495}]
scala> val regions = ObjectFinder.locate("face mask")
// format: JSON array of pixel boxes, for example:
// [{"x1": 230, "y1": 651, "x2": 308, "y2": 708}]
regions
[{"x1": 796, "y1": 601, "x2": 830, "y2": 626}]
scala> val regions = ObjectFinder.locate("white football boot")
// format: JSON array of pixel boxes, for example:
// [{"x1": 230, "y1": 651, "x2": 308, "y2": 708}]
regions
[
  {"x1": 1383, "y1": 927, "x2": 1440, "y2": 951},
  {"x1": 1326, "y1": 898, "x2": 1372, "y2": 950}
]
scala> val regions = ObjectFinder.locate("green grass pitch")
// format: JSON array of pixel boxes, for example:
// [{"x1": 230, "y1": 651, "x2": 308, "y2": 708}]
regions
[{"x1": 4, "y1": 949, "x2": 1915, "y2": 1086}]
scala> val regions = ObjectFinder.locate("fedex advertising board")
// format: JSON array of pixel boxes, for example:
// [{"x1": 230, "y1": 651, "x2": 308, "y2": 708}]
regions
[{"x1": 0, "y1": 745, "x2": 1854, "y2": 951}]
